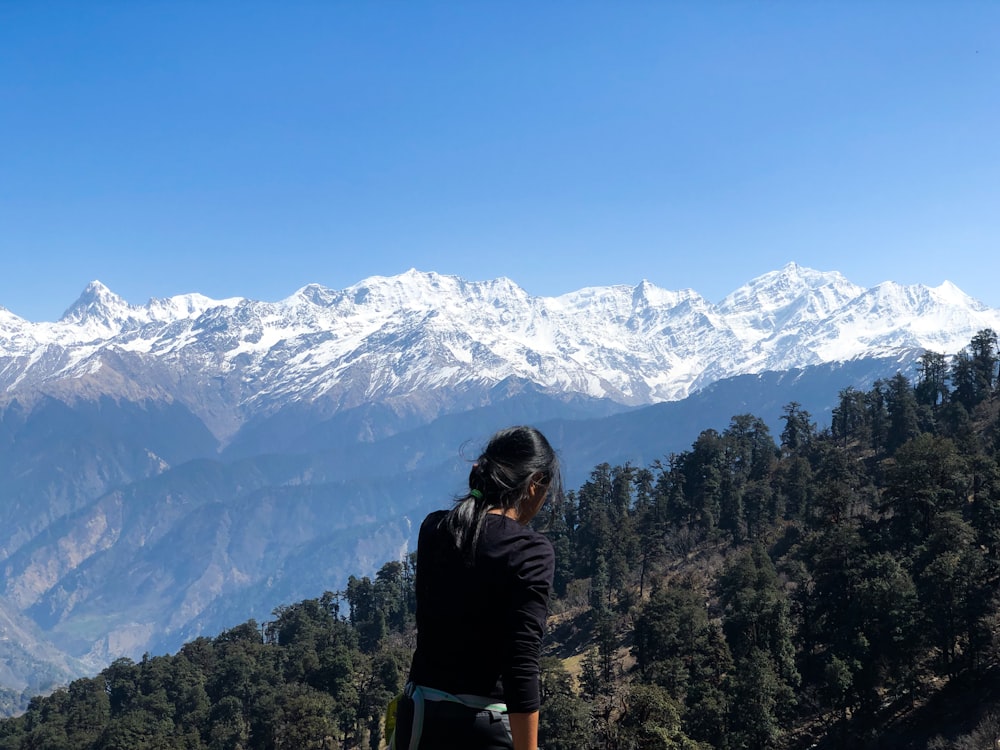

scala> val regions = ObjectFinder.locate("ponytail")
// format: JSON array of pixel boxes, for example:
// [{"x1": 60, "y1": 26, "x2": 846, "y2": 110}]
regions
[{"x1": 443, "y1": 426, "x2": 560, "y2": 561}]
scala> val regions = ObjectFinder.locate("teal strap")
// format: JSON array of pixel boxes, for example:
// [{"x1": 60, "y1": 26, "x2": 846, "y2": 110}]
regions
[
  {"x1": 402, "y1": 682, "x2": 507, "y2": 748},
  {"x1": 409, "y1": 685, "x2": 424, "y2": 750},
  {"x1": 416, "y1": 684, "x2": 507, "y2": 713}
]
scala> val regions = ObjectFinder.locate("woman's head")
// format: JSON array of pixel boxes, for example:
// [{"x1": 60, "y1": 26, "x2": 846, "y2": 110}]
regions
[
  {"x1": 445, "y1": 425, "x2": 560, "y2": 560},
  {"x1": 468, "y1": 425, "x2": 560, "y2": 523}
]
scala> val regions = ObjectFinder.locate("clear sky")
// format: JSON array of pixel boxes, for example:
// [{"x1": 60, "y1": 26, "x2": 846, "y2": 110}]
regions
[{"x1": 1, "y1": 2, "x2": 997, "y2": 322}]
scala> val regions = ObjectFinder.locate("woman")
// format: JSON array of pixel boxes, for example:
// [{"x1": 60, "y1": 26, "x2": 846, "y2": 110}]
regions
[{"x1": 391, "y1": 425, "x2": 560, "y2": 750}]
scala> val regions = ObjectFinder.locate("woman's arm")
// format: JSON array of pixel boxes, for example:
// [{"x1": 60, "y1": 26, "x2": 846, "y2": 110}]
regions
[
  {"x1": 504, "y1": 534, "x2": 554, "y2": 750},
  {"x1": 509, "y1": 711, "x2": 539, "y2": 750}
]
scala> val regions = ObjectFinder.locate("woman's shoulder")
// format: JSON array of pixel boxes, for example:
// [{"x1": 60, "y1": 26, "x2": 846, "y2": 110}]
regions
[
  {"x1": 487, "y1": 522, "x2": 553, "y2": 585},
  {"x1": 417, "y1": 509, "x2": 450, "y2": 541},
  {"x1": 421, "y1": 509, "x2": 448, "y2": 528},
  {"x1": 481, "y1": 516, "x2": 554, "y2": 557}
]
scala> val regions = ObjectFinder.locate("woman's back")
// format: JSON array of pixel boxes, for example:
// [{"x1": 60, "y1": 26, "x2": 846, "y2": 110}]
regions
[
  {"x1": 393, "y1": 425, "x2": 559, "y2": 750},
  {"x1": 409, "y1": 510, "x2": 554, "y2": 710}
]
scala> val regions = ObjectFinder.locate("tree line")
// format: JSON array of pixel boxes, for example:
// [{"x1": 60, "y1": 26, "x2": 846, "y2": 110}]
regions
[
  {"x1": 0, "y1": 570, "x2": 415, "y2": 750},
  {"x1": 3, "y1": 329, "x2": 1000, "y2": 749}
]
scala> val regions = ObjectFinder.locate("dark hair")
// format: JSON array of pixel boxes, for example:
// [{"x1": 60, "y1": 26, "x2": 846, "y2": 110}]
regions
[{"x1": 444, "y1": 425, "x2": 561, "y2": 560}]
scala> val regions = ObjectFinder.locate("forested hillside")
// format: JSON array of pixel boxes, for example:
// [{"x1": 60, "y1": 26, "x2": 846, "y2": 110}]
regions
[{"x1": 4, "y1": 330, "x2": 1000, "y2": 749}]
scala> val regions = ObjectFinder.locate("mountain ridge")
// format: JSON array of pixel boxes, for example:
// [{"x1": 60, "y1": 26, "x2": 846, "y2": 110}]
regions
[
  {"x1": 0, "y1": 263, "x2": 997, "y2": 702},
  {"x1": 2, "y1": 264, "x2": 996, "y2": 442}
]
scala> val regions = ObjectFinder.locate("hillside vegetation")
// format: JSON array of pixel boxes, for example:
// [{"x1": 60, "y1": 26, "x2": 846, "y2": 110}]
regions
[{"x1": 3, "y1": 330, "x2": 1000, "y2": 749}]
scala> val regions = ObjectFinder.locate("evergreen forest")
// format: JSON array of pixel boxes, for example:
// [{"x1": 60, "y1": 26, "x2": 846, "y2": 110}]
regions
[{"x1": 4, "y1": 330, "x2": 1000, "y2": 749}]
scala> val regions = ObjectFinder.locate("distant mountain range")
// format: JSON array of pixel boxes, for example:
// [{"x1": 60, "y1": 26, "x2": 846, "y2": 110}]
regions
[
  {"x1": 2, "y1": 263, "x2": 994, "y2": 438},
  {"x1": 1, "y1": 263, "x2": 997, "y2": 707}
]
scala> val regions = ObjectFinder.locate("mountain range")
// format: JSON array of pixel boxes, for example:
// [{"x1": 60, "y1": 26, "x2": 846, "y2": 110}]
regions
[{"x1": 1, "y1": 262, "x2": 998, "y2": 708}]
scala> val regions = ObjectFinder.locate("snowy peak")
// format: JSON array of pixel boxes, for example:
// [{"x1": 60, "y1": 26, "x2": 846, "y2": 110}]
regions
[
  {"x1": 1, "y1": 265, "x2": 998, "y2": 434},
  {"x1": 145, "y1": 292, "x2": 236, "y2": 321},
  {"x1": 930, "y1": 280, "x2": 987, "y2": 310},
  {"x1": 631, "y1": 279, "x2": 701, "y2": 310},
  {"x1": 711, "y1": 263, "x2": 863, "y2": 340},
  {"x1": 337, "y1": 269, "x2": 529, "y2": 313},
  {"x1": 851, "y1": 280, "x2": 986, "y2": 320},
  {"x1": 59, "y1": 281, "x2": 137, "y2": 331},
  {"x1": 58, "y1": 282, "x2": 232, "y2": 332},
  {"x1": 0, "y1": 305, "x2": 27, "y2": 328},
  {"x1": 289, "y1": 283, "x2": 339, "y2": 308},
  {"x1": 719, "y1": 262, "x2": 861, "y2": 314}
]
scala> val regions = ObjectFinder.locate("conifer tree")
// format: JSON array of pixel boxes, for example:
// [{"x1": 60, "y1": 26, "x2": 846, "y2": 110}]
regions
[
  {"x1": 916, "y1": 351, "x2": 950, "y2": 409},
  {"x1": 886, "y1": 371, "x2": 920, "y2": 454}
]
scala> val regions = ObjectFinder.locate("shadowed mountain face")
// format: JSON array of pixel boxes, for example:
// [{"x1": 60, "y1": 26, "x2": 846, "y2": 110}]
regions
[
  {"x1": 0, "y1": 356, "x2": 913, "y2": 689},
  {"x1": 0, "y1": 266, "x2": 991, "y2": 699}
]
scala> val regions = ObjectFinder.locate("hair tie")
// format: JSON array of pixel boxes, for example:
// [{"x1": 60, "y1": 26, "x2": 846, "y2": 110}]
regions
[{"x1": 469, "y1": 489, "x2": 483, "y2": 500}]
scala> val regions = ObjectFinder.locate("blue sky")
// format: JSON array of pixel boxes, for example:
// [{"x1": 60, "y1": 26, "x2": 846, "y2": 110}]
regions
[{"x1": 1, "y1": 2, "x2": 997, "y2": 322}]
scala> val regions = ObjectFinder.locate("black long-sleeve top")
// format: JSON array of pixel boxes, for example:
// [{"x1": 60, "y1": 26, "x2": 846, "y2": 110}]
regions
[{"x1": 407, "y1": 509, "x2": 555, "y2": 713}]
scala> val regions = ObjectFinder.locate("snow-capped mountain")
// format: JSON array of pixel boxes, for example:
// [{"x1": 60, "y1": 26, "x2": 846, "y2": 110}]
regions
[
  {"x1": 0, "y1": 264, "x2": 995, "y2": 440},
  {"x1": 1, "y1": 262, "x2": 998, "y2": 689}
]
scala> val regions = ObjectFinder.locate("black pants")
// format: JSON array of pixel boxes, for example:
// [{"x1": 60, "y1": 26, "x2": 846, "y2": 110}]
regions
[{"x1": 392, "y1": 694, "x2": 513, "y2": 750}]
